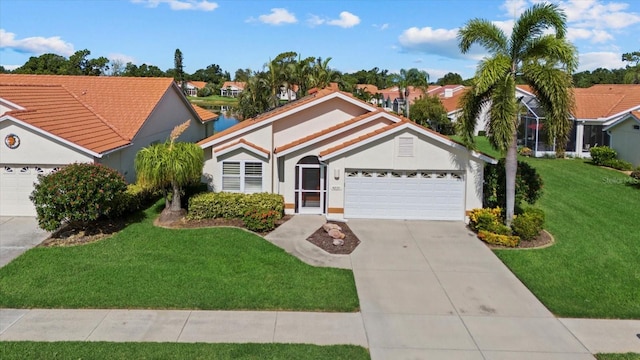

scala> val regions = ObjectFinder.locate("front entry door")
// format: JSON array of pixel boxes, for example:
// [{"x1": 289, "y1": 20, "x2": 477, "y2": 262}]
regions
[{"x1": 295, "y1": 164, "x2": 326, "y2": 214}]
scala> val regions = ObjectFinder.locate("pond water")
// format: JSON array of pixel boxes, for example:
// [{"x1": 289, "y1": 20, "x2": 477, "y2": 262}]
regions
[{"x1": 213, "y1": 114, "x2": 240, "y2": 133}]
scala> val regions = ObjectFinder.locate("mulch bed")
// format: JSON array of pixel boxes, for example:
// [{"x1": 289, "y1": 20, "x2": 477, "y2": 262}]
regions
[
  {"x1": 483, "y1": 229, "x2": 554, "y2": 250},
  {"x1": 306, "y1": 221, "x2": 361, "y2": 255}
]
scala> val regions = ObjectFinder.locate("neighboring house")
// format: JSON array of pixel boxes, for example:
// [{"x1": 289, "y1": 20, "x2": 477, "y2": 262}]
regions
[
  {"x1": 221, "y1": 81, "x2": 246, "y2": 97},
  {"x1": 517, "y1": 84, "x2": 640, "y2": 160},
  {"x1": 0, "y1": 74, "x2": 216, "y2": 216},
  {"x1": 181, "y1": 81, "x2": 208, "y2": 97},
  {"x1": 278, "y1": 85, "x2": 298, "y2": 102},
  {"x1": 199, "y1": 84, "x2": 496, "y2": 221}
]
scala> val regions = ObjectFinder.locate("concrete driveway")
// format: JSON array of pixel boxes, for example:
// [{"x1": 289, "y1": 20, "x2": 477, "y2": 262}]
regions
[
  {"x1": 0, "y1": 217, "x2": 49, "y2": 267},
  {"x1": 347, "y1": 219, "x2": 594, "y2": 360}
]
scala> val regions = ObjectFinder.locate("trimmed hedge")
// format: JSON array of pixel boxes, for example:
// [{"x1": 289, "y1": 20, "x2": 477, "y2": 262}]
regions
[
  {"x1": 187, "y1": 192, "x2": 284, "y2": 221},
  {"x1": 115, "y1": 184, "x2": 159, "y2": 216},
  {"x1": 601, "y1": 158, "x2": 634, "y2": 171},
  {"x1": 590, "y1": 146, "x2": 617, "y2": 165}
]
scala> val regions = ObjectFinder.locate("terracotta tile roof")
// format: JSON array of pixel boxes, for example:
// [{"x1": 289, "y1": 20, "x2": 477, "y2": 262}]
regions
[
  {"x1": 221, "y1": 81, "x2": 246, "y2": 90},
  {"x1": 0, "y1": 74, "x2": 177, "y2": 140},
  {"x1": 356, "y1": 84, "x2": 380, "y2": 93},
  {"x1": 191, "y1": 104, "x2": 218, "y2": 122},
  {"x1": 633, "y1": 110, "x2": 640, "y2": 118},
  {"x1": 0, "y1": 84, "x2": 130, "y2": 154},
  {"x1": 198, "y1": 87, "x2": 347, "y2": 146},
  {"x1": 439, "y1": 86, "x2": 469, "y2": 113},
  {"x1": 274, "y1": 109, "x2": 388, "y2": 153},
  {"x1": 517, "y1": 85, "x2": 535, "y2": 94},
  {"x1": 188, "y1": 81, "x2": 208, "y2": 89},
  {"x1": 213, "y1": 138, "x2": 269, "y2": 156},
  {"x1": 574, "y1": 85, "x2": 640, "y2": 119}
]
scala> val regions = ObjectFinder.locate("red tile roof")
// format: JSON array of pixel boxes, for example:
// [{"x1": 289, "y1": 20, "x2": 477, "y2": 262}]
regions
[
  {"x1": 0, "y1": 84, "x2": 130, "y2": 154},
  {"x1": 0, "y1": 74, "x2": 179, "y2": 140},
  {"x1": 574, "y1": 85, "x2": 640, "y2": 119},
  {"x1": 221, "y1": 81, "x2": 246, "y2": 90},
  {"x1": 191, "y1": 104, "x2": 218, "y2": 122},
  {"x1": 213, "y1": 138, "x2": 269, "y2": 156},
  {"x1": 188, "y1": 81, "x2": 208, "y2": 89}
]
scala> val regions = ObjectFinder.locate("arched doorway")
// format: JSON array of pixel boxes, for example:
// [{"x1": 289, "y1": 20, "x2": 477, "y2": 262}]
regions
[{"x1": 295, "y1": 156, "x2": 326, "y2": 214}]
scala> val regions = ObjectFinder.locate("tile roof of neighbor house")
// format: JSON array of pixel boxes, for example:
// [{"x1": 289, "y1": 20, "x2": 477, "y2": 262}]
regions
[
  {"x1": 0, "y1": 74, "x2": 181, "y2": 140},
  {"x1": 573, "y1": 85, "x2": 640, "y2": 119},
  {"x1": 0, "y1": 84, "x2": 130, "y2": 154},
  {"x1": 189, "y1": 81, "x2": 208, "y2": 89},
  {"x1": 191, "y1": 104, "x2": 218, "y2": 122},
  {"x1": 221, "y1": 81, "x2": 246, "y2": 90}
]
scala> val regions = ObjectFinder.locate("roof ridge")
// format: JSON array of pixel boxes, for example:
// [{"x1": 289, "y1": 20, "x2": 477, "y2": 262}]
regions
[{"x1": 61, "y1": 84, "x2": 130, "y2": 142}]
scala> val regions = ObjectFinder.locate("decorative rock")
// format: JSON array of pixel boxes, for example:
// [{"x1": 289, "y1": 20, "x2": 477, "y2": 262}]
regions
[
  {"x1": 322, "y1": 223, "x2": 342, "y2": 232},
  {"x1": 328, "y1": 229, "x2": 345, "y2": 239},
  {"x1": 333, "y1": 238, "x2": 344, "y2": 246}
]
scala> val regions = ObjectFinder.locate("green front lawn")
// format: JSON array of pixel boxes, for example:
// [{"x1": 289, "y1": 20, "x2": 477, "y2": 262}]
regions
[
  {"x1": 188, "y1": 95, "x2": 238, "y2": 107},
  {"x1": 0, "y1": 342, "x2": 370, "y2": 360},
  {"x1": 495, "y1": 157, "x2": 640, "y2": 318},
  {"x1": 0, "y1": 205, "x2": 358, "y2": 311},
  {"x1": 597, "y1": 354, "x2": 640, "y2": 360}
]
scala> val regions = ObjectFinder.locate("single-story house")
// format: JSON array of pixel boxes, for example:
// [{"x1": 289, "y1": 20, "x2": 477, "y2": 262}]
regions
[
  {"x1": 0, "y1": 74, "x2": 216, "y2": 216},
  {"x1": 199, "y1": 84, "x2": 496, "y2": 221},
  {"x1": 181, "y1": 81, "x2": 208, "y2": 97},
  {"x1": 221, "y1": 81, "x2": 246, "y2": 97},
  {"x1": 517, "y1": 84, "x2": 640, "y2": 161}
]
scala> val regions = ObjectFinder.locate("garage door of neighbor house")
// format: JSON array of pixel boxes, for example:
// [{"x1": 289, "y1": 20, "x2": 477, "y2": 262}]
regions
[
  {"x1": 0, "y1": 165, "x2": 59, "y2": 216},
  {"x1": 344, "y1": 169, "x2": 465, "y2": 220}
]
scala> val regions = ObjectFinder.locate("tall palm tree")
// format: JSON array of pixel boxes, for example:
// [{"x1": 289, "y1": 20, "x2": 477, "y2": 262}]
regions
[
  {"x1": 391, "y1": 68, "x2": 429, "y2": 118},
  {"x1": 457, "y1": 3, "x2": 576, "y2": 225},
  {"x1": 135, "y1": 121, "x2": 204, "y2": 214}
]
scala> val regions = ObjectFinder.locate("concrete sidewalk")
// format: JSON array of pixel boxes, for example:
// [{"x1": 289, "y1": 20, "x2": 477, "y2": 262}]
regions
[{"x1": 0, "y1": 308, "x2": 367, "y2": 346}]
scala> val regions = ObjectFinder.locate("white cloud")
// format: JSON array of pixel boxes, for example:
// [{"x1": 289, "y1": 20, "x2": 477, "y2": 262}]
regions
[
  {"x1": 0, "y1": 64, "x2": 20, "y2": 71},
  {"x1": 258, "y1": 8, "x2": 297, "y2": 25},
  {"x1": 558, "y1": 0, "x2": 640, "y2": 29},
  {"x1": 108, "y1": 53, "x2": 137, "y2": 64},
  {"x1": 327, "y1": 11, "x2": 360, "y2": 28},
  {"x1": 372, "y1": 23, "x2": 389, "y2": 31},
  {"x1": 0, "y1": 29, "x2": 74, "y2": 56},
  {"x1": 578, "y1": 51, "x2": 626, "y2": 72},
  {"x1": 131, "y1": 0, "x2": 218, "y2": 11},
  {"x1": 567, "y1": 27, "x2": 614, "y2": 43},
  {"x1": 307, "y1": 14, "x2": 325, "y2": 27},
  {"x1": 501, "y1": 0, "x2": 528, "y2": 18},
  {"x1": 398, "y1": 26, "x2": 470, "y2": 59}
]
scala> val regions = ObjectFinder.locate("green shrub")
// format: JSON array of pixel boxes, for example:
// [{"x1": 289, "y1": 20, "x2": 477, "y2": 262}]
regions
[
  {"x1": 243, "y1": 208, "x2": 280, "y2": 232},
  {"x1": 478, "y1": 130, "x2": 487, "y2": 137},
  {"x1": 483, "y1": 159, "x2": 544, "y2": 211},
  {"x1": 477, "y1": 230, "x2": 520, "y2": 247},
  {"x1": 601, "y1": 158, "x2": 634, "y2": 171},
  {"x1": 30, "y1": 163, "x2": 127, "y2": 231},
  {"x1": 512, "y1": 207, "x2": 545, "y2": 241},
  {"x1": 590, "y1": 146, "x2": 617, "y2": 165},
  {"x1": 114, "y1": 184, "x2": 155, "y2": 215},
  {"x1": 631, "y1": 170, "x2": 640, "y2": 180},
  {"x1": 468, "y1": 207, "x2": 512, "y2": 235},
  {"x1": 187, "y1": 192, "x2": 284, "y2": 220}
]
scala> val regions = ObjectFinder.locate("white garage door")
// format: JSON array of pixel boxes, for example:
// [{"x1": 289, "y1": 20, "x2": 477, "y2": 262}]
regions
[
  {"x1": 344, "y1": 169, "x2": 465, "y2": 220},
  {"x1": 0, "y1": 165, "x2": 59, "y2": 216}
]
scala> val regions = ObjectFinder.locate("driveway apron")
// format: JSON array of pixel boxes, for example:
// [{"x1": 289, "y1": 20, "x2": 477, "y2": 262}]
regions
[
  {"x1": 0, "y1": 217, "x2": 49, "y2": 268},
  {"x1": 347, "y1": 219, "x2": 594, "y2": 360}
]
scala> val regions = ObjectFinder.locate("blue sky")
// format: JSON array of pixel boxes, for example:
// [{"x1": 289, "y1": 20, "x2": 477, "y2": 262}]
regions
[{"x1": 1, "y1": 0, "x2": 639, "y2": 80}]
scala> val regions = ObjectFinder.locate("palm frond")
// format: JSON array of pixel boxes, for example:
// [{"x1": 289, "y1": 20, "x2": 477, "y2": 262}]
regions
[
  {"x1": 511, "y1": 2, "x2": 567, "y2": 58},
  {"x1": 486, "y1": 76, "x2": 517, "y2": 152},
  {"x1": 475, "y1": 54, "x2": 512, "y2": 94},
  {"x1": 458, "y1": 19, "x2": 508, "y2": 55},
  {"x1": 457, "y1": 84, "x2": 491, "y2": 148},
  {"x1": 520, "y1": 35, "x2": 578, "y2": 73}
]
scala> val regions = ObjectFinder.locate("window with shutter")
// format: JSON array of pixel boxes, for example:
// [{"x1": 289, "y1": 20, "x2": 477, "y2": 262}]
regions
[{"x1": 222, "y1": 161, "x2": 263, "y2": 193}]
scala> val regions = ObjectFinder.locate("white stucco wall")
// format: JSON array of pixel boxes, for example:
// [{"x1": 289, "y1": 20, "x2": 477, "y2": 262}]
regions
[
  {"x1": 0, "y1": 121, "x2": 93, "y2": 165},
  {"x1": 102, "y1": 87, "x2": 207, "y2": 183},
  {"x1": 608, "y1": 117, "x2": 640, "y2": 167},
  {"x1": 273, "y1": 98, "x2": 369, "y2": 146}
]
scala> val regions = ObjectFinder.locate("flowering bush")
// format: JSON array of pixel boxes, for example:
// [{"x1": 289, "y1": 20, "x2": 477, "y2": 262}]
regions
[
  {"x1": 478, "y1": 230, "x2": 520, "y2": 247},
  {"x1": 469, "y1": 207, "x2": 502, "y2": 232},
  {"x1": 30, "y1": 163, "x2": 127, "y2": 231},
  {"x1": 243, "y1": 208, "x2": 280, "y2": 232},
  {"x1": 518, "y1": 146, "x2": 532, "y2": 157}
]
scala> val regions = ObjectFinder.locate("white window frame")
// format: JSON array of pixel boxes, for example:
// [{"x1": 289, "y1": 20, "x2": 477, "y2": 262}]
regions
[{"x1": 221, "y1": 160, "x2": 264, "y2": 193}]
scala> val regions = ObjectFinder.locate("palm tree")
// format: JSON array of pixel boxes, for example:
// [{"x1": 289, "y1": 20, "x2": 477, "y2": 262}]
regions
[
  {"x1": 457, "y1": 3, "x2": 577, "y2": 226},
  {"x1": 135, "y1": 121, "x2": 204, "y2": 214},
  {"x1": 391, "y1": 68, "x2": 429, "y2": 118}
]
